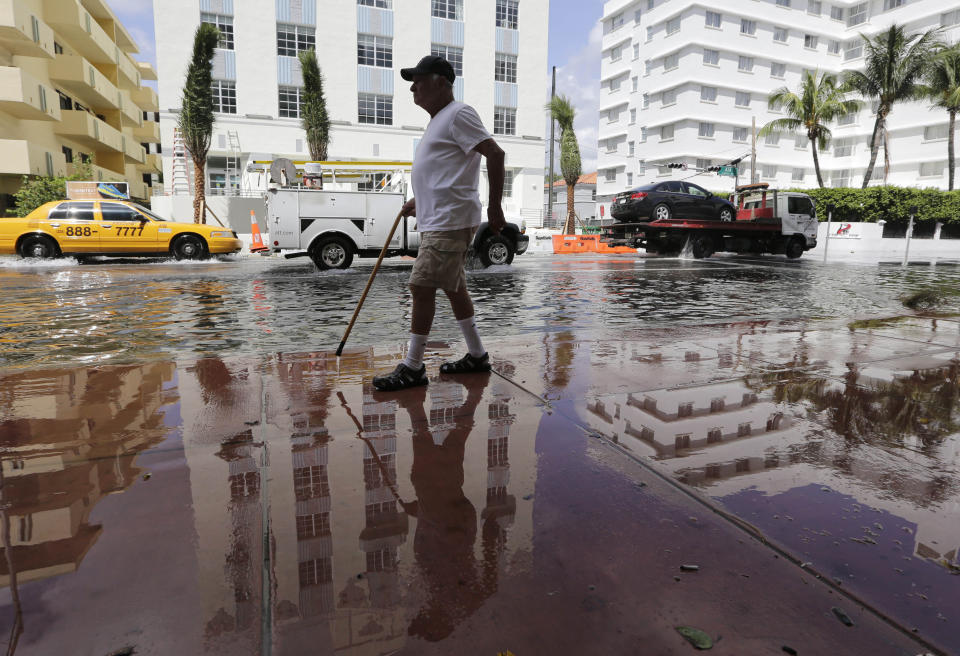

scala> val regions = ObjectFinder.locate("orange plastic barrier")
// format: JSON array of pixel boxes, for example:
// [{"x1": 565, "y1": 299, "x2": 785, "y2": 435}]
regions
[
  {"x1": 552, "y1": 234, "x2": 637, "y2": 254},
  {"x1": 249, "y1": 210, "x2": 268, "y2": 253}
]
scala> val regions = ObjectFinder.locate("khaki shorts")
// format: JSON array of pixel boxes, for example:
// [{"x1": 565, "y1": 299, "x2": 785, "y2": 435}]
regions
[{"x1": 409, "y1": 227, "x2": 477, "y2": 292}]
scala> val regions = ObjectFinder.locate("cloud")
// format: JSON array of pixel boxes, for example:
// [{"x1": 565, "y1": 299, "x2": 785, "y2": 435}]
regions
[
  {"x1": 105, "y1": 0, "x2": 156, "y2": 65},
  {"x1": 547, "y1": 21, "x2": 602, "y2": 173}
]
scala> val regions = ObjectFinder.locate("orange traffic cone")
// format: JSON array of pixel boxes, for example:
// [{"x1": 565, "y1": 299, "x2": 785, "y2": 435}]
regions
[{"x1": 249, "y1": 210, "x2": 268, "y2": 253}]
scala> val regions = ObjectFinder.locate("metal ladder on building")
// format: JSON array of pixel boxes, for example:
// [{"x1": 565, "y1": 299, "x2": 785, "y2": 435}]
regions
[
  {"x1": 171, "y1": 127, "x2": 194, "y2": 195},
  {"x1": 226, "y1": 130, "x2": 241, "y2": 195}
]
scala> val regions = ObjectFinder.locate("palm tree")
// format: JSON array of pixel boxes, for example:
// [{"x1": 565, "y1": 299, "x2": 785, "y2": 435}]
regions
[
  {"x1": 919, "y1": 44, "x2": 960, "y2": 190},
  {"x1": 298, "y1": 49, "x2": 331, "y2": 163},
  {"x1": 178, "y1": 23, "x2": 220, "y2": 223},
  {"x1": 545, "y1": 95, "x2": 581, "y2": 234},
  {"x1": 843, "y1": 24, "x2": 941, "y2": 188},
  {"x1": 758, "y1": 70, "x2": 860, "y2": 188}
]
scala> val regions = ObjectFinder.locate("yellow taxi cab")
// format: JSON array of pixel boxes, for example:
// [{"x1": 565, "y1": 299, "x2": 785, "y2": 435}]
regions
[{"x1": 0, "y1": 199, "x2": 243, "y2": 260}]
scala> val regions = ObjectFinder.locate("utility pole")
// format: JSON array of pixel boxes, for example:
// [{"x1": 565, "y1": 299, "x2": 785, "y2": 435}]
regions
[
  {"x1": 548, "y1": 66, "x2": 556, "y2": 227},
  {"x1": 751, "y1": 116, "x2": 757, "y2": 184}
]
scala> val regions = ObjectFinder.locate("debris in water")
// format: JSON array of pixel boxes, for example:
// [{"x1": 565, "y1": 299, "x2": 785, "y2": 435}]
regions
[
  {"x1": 831, "y1": 607, "x2": 854, "y2": 627},
  {"x1": 782, "y1": 647, "x2": 798, "y2": 655},
  {"x1": 142, "y1": 472, "x2": 151, "y2": 481},
  {"x1": 680, "y1": 564, "x2": 700, "y2": 572},
  {"x1": 522, "y1": 494, "x2": 533, "y2": 500},
  {"x1": 675, "y1": 626, "x2": 713, "y2": 650}
]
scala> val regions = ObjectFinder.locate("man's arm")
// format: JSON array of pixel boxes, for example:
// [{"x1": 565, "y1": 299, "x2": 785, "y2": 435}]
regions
[{"x1": 474, "y1": 138, "x2": 506, "y2": 234}]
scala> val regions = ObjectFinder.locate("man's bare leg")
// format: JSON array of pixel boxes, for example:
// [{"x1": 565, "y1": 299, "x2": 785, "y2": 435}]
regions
[{"x1": 442, "y1": 285, "x2": 488, "y2": 368}]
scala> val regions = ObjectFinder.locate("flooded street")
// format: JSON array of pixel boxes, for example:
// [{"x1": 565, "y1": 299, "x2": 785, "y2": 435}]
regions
[{"x1": 1, "y1": 252, "x2": 959, "y2": 655}]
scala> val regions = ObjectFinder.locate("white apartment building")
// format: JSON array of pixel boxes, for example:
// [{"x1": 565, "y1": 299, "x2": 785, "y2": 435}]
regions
[
  {"x1": 153, "y1": 0, "x2": 548, "y2": 225},
  {"x1": 597, "y1": 0, "x2": 960, "y2": 200}
]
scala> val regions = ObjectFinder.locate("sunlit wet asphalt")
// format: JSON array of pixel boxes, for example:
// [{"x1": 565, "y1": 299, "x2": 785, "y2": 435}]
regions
[{"x1": 2, "y1": 251, "x2": 960, "y2": 655}]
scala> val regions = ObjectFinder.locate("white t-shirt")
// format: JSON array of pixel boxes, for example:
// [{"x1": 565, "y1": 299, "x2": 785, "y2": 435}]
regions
[{"x1": 411, "y1": 101, "x2": 492, "y2": 232}]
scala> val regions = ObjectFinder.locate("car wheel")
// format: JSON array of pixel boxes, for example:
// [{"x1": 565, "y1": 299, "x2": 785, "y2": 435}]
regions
[
  {"x1": 719, "y1": 206, "x2": 734, "y2": 222},
  {"x1": 785, "y1": 237, "x2": 805, "y2": 259},
  {"x1": 172, "y1": 235, "x2": 208, "y2": 260},
  {"x1": 19, "y1": 234, "x2": 59, "y2": 259},
  {"x1": 310, "y1": 236, "x2": 353, "y2": 270},
  {"x1": 652, "y1": 203, "x2": 671, "y2": 221},
  {"x1": 478, "y1": 235, "x2": 514, "y2": 267},
  {"x1": 691, "y1": 235, "x2": 715, "y2": 259}
]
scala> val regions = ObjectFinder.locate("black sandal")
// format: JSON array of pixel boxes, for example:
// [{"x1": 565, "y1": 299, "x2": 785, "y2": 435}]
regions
[
  {"x1": 372, "y1": 363, "x2": 428, "y2": 391},
  {"x1": 439, "y1": 352, "x2": 491, "y2": 374}
]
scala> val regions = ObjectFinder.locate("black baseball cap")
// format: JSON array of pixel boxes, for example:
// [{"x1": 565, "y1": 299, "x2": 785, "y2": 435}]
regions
[{"x1": 400, "y1": 55, "x2": 456, "y2": 83}]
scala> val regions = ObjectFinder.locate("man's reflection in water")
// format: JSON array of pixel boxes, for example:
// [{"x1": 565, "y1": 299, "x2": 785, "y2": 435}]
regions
[{"x1": 394, "y1": 375, "x2": 500, "y2": 642}]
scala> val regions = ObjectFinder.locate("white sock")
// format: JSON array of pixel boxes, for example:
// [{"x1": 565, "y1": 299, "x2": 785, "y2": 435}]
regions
[
  {"x1": 402, "y1": 333, "x2": 428, "y2": 370},
  {"x1": 457, "y1": 316, "x2": 486, "y2": 358}
]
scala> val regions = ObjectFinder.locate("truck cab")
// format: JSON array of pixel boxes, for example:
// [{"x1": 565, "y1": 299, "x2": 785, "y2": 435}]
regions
[{"x1": 733, "y1": 184, "x2": 818, "y2": 258}]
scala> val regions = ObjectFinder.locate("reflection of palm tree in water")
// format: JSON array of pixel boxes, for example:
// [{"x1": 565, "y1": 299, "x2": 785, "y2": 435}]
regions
[{"x1": 395, "y1": 377, "x2": 501, "y2": 642}]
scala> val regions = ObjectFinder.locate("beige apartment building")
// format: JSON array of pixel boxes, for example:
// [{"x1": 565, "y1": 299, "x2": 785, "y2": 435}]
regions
[{"x1": 0, "y1": 0, "x2": 161, "y2": 213}]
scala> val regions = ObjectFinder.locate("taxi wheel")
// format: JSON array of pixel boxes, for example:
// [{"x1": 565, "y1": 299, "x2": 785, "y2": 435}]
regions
[
  {"x1": 172, "y1": 235, "x2": 208, "y2": 260},
  {"x1": 19, "y1": 234, "x2": 59, "y2": 259}
]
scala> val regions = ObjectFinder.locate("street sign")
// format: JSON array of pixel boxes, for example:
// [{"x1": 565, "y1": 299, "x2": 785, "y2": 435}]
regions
[{"x1": 717, "y1": 166, "x2": 738, "y2": 177}]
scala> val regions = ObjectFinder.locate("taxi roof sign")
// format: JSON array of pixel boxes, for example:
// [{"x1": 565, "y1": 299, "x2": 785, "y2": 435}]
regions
[{"x1": 66, "y1": 181, "x2": 130, "y2": 201}]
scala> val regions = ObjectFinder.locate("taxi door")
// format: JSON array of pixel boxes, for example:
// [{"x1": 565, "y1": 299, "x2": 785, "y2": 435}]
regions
[
  {"x1": 98, "y1": 202, "x2": 159, "y2": 252},
  {"x1": 46, "y1": 202, "x2": 102, "y2": 252}
]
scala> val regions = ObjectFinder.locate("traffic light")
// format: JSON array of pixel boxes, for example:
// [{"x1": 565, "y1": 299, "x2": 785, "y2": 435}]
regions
[
  {"x1": 667, "y1": 162, "x2": 686, "y2": 169},
  {"x1": 707, "y1": 165, "x2": 722, "y2": 172}
]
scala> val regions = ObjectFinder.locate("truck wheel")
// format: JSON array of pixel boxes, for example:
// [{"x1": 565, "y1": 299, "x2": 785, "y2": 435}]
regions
[
  {"x1": 479, "y1": 235, "x2": 514, "y2": 267},
  {"x1": 785, "y1": 237, "x2": 805, "y2": 259},
  {"x1": 172, "y1": 235, "x2": 208, "y2": 260},
  {"x1": 652, "y1": 203, "x2": 671, "y2": 221},
  {"x1": 19, "y1": 234, "x2": 60, "y2": 259},
  {"x1": 310, "y1": 236, "x2": 353, "y2": 270},
  {"x1": 718, "y1": 207, "x2": 734, "y2": 222},
  {"x1": 691, "y1": 235, "x2": 714, "y2": 259}
]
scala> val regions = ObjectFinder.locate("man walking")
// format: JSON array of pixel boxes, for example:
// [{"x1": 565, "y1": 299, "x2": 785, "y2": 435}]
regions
[{"x1": 373, "y1": 55, "x2": 506, "y2": 392}]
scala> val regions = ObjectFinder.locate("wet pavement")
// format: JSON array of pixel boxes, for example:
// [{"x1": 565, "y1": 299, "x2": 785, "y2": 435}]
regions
[{"x1": 0, "y1": 253, "x2": 958, "y2": 654}]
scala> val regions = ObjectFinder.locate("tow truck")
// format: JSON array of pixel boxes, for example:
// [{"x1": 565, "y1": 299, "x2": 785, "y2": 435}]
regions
[{"x1": 601, "y1": 183, "x2": 818, "y2": 259}]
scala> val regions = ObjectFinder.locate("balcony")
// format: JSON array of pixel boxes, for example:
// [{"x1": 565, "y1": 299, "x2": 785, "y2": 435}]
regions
[
  {"x1": 0, "y1": 0, "x2": 55, "y2": 58},
  {"x1": 133, "y1": 120, "x2": 160, "y2": 142},
  {"x1": 0, "y1": 139, "x2": 67, "y2": 176},
  {"x1": 137, "y1": 62, "x2": 157, "y2": 82},
  {"x1": 0, "y1": 67, "x2": 60, "y2": 121},
  {"x1": 49, "y1": 54, "x2": 119, "y2": 111},
  {"x1": 117, "y1": 89, "x2": 141, "y2": 127},
  {"x1": 55, "y1": 109, "x2": 122, "y2": 152},
  {"x1": 43, "y1": 0, "x2": 116, "y2": 65},
  {"x1": 130, "y1": 85, "x2": 158, "y2": 112},
  {"x1": 137, "y1": 153, "x2": 161, "y2": 173},
  {"x1": 120, "y1": 134, "x2": 144, "y2": 164},
  {"x1": 117, "y1": 51, "x2": 140, "y2": 89}
]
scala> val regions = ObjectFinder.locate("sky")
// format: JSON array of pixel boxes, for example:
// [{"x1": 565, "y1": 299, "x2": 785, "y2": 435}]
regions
[{"x1": 105, "y1": 0, "x2": 605, "y2": 171}]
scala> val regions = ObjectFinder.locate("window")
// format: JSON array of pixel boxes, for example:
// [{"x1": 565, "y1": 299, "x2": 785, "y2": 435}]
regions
[
  {"x1": 611, "y1": 45, "x2": 622, "y2": 62},
  {"x1": 496, "y1": 0, "x2": 518, "y2": 28},
  {"x1": 792, "y1": 167, "x2": 805, "y2": 181},
  {"x1": 628, "y1": 140, "x2": 635, "y2": 156},
  {"x1": 503, "y1": 169, "x2": 515, "y2": 196},
  {"x1": 765, "y1": 132, "x2": 780, "y2": 145},
  {"x1": 634, "y1": 44, "x2": 640, "y2": 60},
  {"x1": 847, "y1": 2, "x2": 867, "y2": 26},
  {"x1": 808, "y1": 1, "x2": 822, "y2": 15},
  {"x1": 609, "y1": 76, "x2": 622, "y2": 92},
  {"x1": 666, "y1": 15, "x2": 680, "y2": 34},
  {"x1": 705, "y1": 11, "x2": 721, "y2": 28},
  {"x1": 924, "y1": 124, "x2": 949, "y2": 141},
  {"x1": 101, "y1": 202, "x2": 142, "y2": 221},
  {"x1": 605, "y1": 169, "x2": 617, "y2": 182},
  {"x1": 740, "y1": 19, "x2": 756, "y2": 35},
  {"x1": 796, "y1": 134, "x2": 809, "y2": 149},
  {"x1": 733, "y1": 127, "x2": 748, "y2": 142},
  {"x1": 358, "y1": 34, "x2": 392, "y2": 67},
  {"x1": 837, "y1": 112, "x2": 856, "y2": 126},
  {"x1": 699, "y1": 122, "x2": 714, "y2": 137},
  {"x1": 662, "y1": 87, "x2": 677, "y2": 105},
  {"x1": 696, "y1": 159, "x2": 711, "y2": 170},
  {"x1": 774, "y1": 27, "x2": 787, "y2": 42},
  {"x1": 648, "y1": 0, "x2": 654, "y2": 8},
  {"x1": 54, "y1": 41, "x2": 63, "y2": 54},
  {"x1": 358, "y1": 93, "x2": 392, "y2": 124},
  {"x1": 663, "y1": 52, "x2": 679, "y2": 70},
  {"x1": 776, "y1": 0, "x2": 790, "y2": 6},
  {"x1": 735, "y1": 91, "x2": 751, "y2": 107},
  {"x1": 611, "y1": 12, "x2": 624, "y2": 29},
  {"x1": 277, "y1": 23, "x2": 315, "y2": 56},
  {"x1": 630, "y1": 108, "x2": 637, "y2": 123},
  {"x1": 432, "y1": 0, "x2": 463, "y2": 20},
  {"x1": 359, "y1": 0, "x2": 391, "y2": 6},
  {"x1": 211, "y1": 80, "x2": 236, "y2": 113},
  {"x1": 804, "y1": 34, "x2": 818, "y2": 49},
  {"x1": 920, "y1": 161, "x2": 945, "y2": 177},
  {"x1": 641, "y1": 125, "x2": 647, "y2": 141},
  {"x1": 762, "y1": 165, "x2": 777, "y2": 179},
  {"x1": 494, "y1": 107, "x2": 516, "y2": 135},
  {"x1": 828, "y1": 40, "x2": 841, "y2": 54},
  {"x1": 738, "y1": 56, "x2": 754, "y2": 72},
  {"x1": 627, "y1": 172, "x2": 634, "y2": 186},
  {"x1": 660, "y1": 124, "x2": 674, "y2": 140},
  {"x1": 943, "y1": 10, "x2": 960, "y2": 27},
  {"x1": 431, "y1": 45, "x2": 463, "y2": 75},
  {"x1": 771, "y1": 62, "x2": 786, "y2": 77},
  {"x1": 201, "y1": 13, "x2": 234, "y2": 49},
  {"x1": 643, "y1": 93, "x2": 650, "y2": 108},
  {"x1": 700, "y1": 85, "x2": 717, "y2": 102},
  {"x1": 832, "y1": 169, "x2": 851, "y2": 187},
  {"x1": 834, "y1": 138, "x2": 853, "y2": 157},
  {"x1": 278, "y1": 86, "x2": 302, "y2": 118},
  {"x1": 703, "y1": 48, "x2": 719, "y2": 65},
  {"x1": 495, "y1": 54, "x2": 517, "y2": 82},
  {"x1": 646, "y1": 26, "x2": 653, "y2": 41},
  {"x1": 635, "y1": 9, "x2": 643, "y2": 23},
  {"x1": 831, "y1": 6, "x2": 844, "y2": 20},
  {"x1": 883, "y1": 0, "x2": 903, "y2": 10},
  {"x1": 844, "y1": 39, "x2": 863, "y2": 60},
  {"x1": 57, "y1": 89, "x2": 72, "y2": 110},
  {"x1": 62, "y1": 145, "x2": 73, "y2": 163},
  {"x1": 632, "y1": 76, "x2": 638, "y2": 92},
  {"x1": 49, "y1": 201, "x2": 94, "y2": 221}
]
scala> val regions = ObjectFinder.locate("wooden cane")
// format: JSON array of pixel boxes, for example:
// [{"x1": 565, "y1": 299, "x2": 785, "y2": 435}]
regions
[{"x1": 335, "y1": 210, "x2": 405, "y2": 356}]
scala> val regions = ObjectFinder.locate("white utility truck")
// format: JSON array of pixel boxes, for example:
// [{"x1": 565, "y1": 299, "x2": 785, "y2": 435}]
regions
[{"x1": 262, "y1": 160, "x2": 528, "y2": 270}]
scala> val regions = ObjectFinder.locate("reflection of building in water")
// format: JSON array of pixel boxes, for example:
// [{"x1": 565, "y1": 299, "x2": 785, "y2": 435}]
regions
[
  {"x1": 484, "y1": 392, "x2": 516, "y2": 529},
  {"x1": 0, "y1": 363, "x2": 175, "y2": 586},
  {"x1": 588, "y1": 379, "x2": 789, "y2": 457}
]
